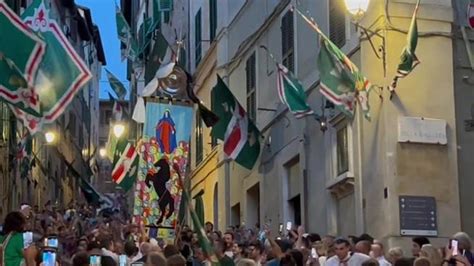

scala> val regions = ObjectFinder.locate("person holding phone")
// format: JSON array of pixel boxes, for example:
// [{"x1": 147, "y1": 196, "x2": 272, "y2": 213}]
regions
[{"x1": 0, "y1": 211, "x2": 38, "y2": 266}]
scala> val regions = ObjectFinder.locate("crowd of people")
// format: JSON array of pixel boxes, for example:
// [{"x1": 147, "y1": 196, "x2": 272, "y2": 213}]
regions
[{"x1": 1, "y1": 203, "x2": 473, "y2": 265}]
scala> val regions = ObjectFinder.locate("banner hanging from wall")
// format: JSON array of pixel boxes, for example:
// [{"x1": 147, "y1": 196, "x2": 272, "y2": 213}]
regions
[{"x1": 133, "y1": 98, "x2": 192, "y2": 230}]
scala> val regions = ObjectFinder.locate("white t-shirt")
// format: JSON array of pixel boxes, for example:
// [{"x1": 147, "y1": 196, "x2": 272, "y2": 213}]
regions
[
  {"x1": 376, "y1": 256, "x2": 391, "y2": 266},
  {"x1": 325, "y1": 253, "x2": 371, "y2": 266}
]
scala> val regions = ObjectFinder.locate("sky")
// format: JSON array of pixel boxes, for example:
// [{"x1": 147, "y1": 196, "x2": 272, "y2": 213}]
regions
[{"x1": 76, "y1": 0, "x2": 128, "y2": 99}]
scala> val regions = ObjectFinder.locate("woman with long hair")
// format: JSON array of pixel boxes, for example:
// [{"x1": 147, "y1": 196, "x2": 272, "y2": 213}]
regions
[{"x1": 0, "y1": 211, "x2": 37, "y2": 266}]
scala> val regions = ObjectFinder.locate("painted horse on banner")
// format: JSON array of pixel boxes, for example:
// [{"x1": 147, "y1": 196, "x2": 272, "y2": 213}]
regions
[{"x1": 145, "y1": 158, "x2": 175, "y2": 225}]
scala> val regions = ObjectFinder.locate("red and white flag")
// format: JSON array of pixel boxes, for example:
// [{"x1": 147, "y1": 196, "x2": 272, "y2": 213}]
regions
[
  {"x1": 469, "y1": 3, "x2": 474, "y2": 28},
  {"x1": 223, "y1": 104, "x2": 248, "y2": 160},
  {"x1": 112, "y1": 143, "x2": 137, "y2": 184}
]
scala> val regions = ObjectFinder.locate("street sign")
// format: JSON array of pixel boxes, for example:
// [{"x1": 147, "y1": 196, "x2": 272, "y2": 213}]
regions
[{"x1": 399, "y1": 196, "x2": 437, "y2": 236}]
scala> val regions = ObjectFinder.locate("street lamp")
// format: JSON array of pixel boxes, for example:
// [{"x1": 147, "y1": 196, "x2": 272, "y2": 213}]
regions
[
  {"x1": 344, "y1": 0, "x2": 386, "y2": 76},
  {"x1": 344, "y1": 0, "x2": 370, "y2": 17},
  {"x1": 113, "y1": 123, "x2": 125, "y2": 138},
  {"x1": 99, "y1": 148, "x2": 106, "y2": 157},
  {"x1": 44, "y1": 131, "x2": 56, "y2": 144}
]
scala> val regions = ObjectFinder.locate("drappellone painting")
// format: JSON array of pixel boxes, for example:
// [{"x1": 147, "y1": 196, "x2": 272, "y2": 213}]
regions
[{"x1": 133, "y1": 101, "x2": 192, "y2": 228}]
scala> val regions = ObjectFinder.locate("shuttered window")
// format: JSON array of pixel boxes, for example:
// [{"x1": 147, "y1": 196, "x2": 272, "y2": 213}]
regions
[
  {"x1": 281, "y1": 11, "x2": 294, "y2": 73},
  {"x1": 209, "y1": 0, "x2": 217, "y2": 41},
  {"x1": 329, "y1": 0, "x2": 346, "y2": 48},
  {"x1": 158, "y1": 0, "x2": 173, "y2": 11},
  {"x1": 246, "y1": 52, "x2": 257, "y2": 122},
  {"x1": 195, "y1": 9, "x2": 202, "y2": 66}
]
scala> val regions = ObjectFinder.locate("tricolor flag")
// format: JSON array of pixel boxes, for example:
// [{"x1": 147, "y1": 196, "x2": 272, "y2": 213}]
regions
[
  {"x1": 469, "y1": 3, "x2": 474, "y2": 28},
  {"x1": 116, "y1": 5, "x2": 138, "y2": 61},
  {"x1": 389, "y1": 0, "x2": 421, "y2": 94},
  {"x1": 211, "y1": 76, "x2": 261, "y2": 169},
  {"x1": 293, "y1": 7, "x2": 372, "y2": 120},
  {"x1": 0, "y1": 3, "x2": 45, "y2": 116},
  {"x1": 109, "y1": 93, "x2": 123, "y2": 121},
  {"x1": 276, "y1": 63, "x2": 314, "y2": 118},
  {"x1": 13, "y1": 0, "x2": 92, "y2": 134},
  {"x1": 112, "y1": 141, "x2": 138, "y2": 192},
  {"x1": 106, "y1": 69, "x2": 127, "y2": 100}
]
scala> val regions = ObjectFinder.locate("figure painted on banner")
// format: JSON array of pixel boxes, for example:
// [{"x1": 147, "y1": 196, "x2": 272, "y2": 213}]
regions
[
  {"x1": 156, "y1": 110, "x2": 177, "y2": 154},
  {"x1": 145, "y1": 158, "x2": 175, "y2": 225}
]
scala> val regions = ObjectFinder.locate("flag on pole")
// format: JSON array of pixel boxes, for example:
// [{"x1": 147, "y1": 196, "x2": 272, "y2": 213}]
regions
[
  {"x1": 116, "y1": 5, "x2": 138, "y2": 61},
  {"x1": 276, "y1": 63, "x2": 314, "y2": 118},
  {"x1": 468, "y1": 3, "x2": 474, "y2": 28},
  {"x1": 106, "y1": 69, "x2": 127, "y2": 100},
  {"x1": 13, "y1": 0, "x2": 92, "y2": 134},
  {"x1": 293, "y1": 7, "x2": 372, "y2": 119},
  {"x1": 176, "y1": 175, "x2": 218, "y2": 264},
  {"x1": 211, "y1": 76, "x2": 261, "y2": 169},
  {"x1": 109, "y1": 93, "x2": 123, "y2": 121},
  {"x1": 144, "y1": 31, "x2": 175, "y2": 84},
  {"x1": 389, "y1": 0, "x2": 421, "y2": 94},
  {"x1": 105, "y1": 126, "x2": 118, "y2": 161},
  {"x1": 0, "y1": 3, "x2": 45, "y2": 116},
  {"x1": 318, "y1": 38, "x2": 372, "y2": 119},
  {"x1": 112, "y1": 141, "x2": 138, "y2": 192}
]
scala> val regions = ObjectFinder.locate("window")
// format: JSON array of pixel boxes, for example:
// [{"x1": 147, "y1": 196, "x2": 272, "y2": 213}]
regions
[
  {"x1": 336, "y1": 126, "x2": 349, "y2": 175},
  {"x1": 281, "y1": 11, "x2": 294, "y2": 73},
  {"x1": 195, "y1": 111, "x2": 203, "y2": 164},
  {"x1": 105, "y1": 110, "x2": 112, "y2": 124},
  {"x1": 209, "y1": 0, "x2": 217, "y2": 41},
  {"x1": 246, "y1": 52, "x2": 257, "y2": 122},
  {"x1": 158, "y1": 0, "x2": 173, "y2": 11},
  {"x1": 195, "y1": 9, "x2": 202, "y2": 66},
  {"x1": 329, "y1": 0, "x2": 346, "y2": 48},
  {"x1": 163, "y1": 11, "x2": 170, "y2": 24}
]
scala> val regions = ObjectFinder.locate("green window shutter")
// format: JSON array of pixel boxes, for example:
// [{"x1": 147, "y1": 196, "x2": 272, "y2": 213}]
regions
[
  {"x1": 158, "y1": 0, "x2": 173, "y2": 11},
  {"x1": 281, "y1": 11, "x2": 294, "y2": 73},
  {"x1": 195, "y1": 9, "x2": 202, "y2": 66},
  {"x1": 209, "y1": 0, "x2": 217, "y2": 41},
  {"x1": 163, "y1": 11, "x2": 170, "y2": 24},
  {"x1": 329, "y1": 0, "x2": 346, "y2": 48}
]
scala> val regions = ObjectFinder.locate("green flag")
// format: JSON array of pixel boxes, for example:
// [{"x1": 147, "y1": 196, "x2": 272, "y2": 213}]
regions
[
  {"x1": 0, "y1": 3, "x2": 45, "y2": 116},
  {"x1": 318, "y1": 38, "x2": 371, "y2": 119},
  {"x1": 106, "y1": 69, "x2": 127, "y2": 100},
  {"x1": 13, "y1": 0, "x2": 92, "y2": 134},
  {"x1": 276, "y1": 63, "x2": 314, "y2": 118},
  {"x1": 293, "y1": 7, "x2": 371, "y2": 119},
  {"x1": 112, "y1": 139, "x2": 138, "y2": 192},
  {"x1": 389, "y1": 0, "x2": 421, "y2": 93},
  {"x1": 105, "y1": 126, "x2": 119, "y2": 161},
  {"x1": 144, "y1": 31, "x2": 174, "y2": 84},
  {"x1": 116, "y1": 5, "x2": 138, "y2": 61},
  {"x1": 211, "y1": 76, "x2": 261, "y2": 170}
]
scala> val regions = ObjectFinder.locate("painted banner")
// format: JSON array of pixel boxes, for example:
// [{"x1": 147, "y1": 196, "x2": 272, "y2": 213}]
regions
[{"x1": 133, "y1": 100, "x2": 192, "y2": 230}]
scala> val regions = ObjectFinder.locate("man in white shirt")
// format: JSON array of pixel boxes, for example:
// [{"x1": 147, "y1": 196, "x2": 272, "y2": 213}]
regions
[
  {"x1": 326, "y1": 238, "x2": 371, "y2": 266},
  {"x1": 371, "y1": 242, "x2": 391, "y2": 266}
]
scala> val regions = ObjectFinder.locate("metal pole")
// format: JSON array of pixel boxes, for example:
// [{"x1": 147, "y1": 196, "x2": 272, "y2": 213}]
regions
[{"x1": 225, "y1": 159, "x2": 231, "y2": 228}]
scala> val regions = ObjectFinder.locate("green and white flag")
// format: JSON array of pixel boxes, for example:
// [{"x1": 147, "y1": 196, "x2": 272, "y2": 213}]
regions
[
  {"x1": 389, "y1": 0, "x2": 421, "y2": 93},
  {"x1": 106, "y1": 69, "x2": 127, "y2": 100},
  {"x1": 112, "y1": 140, "x2": 138, "y2": 192},
  {"x1": 211, "y1": 76, "x2": 261, "y2": 170},
  {"x1": 318, "y1": 38, "x2": 371, "y2": 119},
  {"x1": 293, "y1": 7, "x2": 371, "y2": 119},
  {"x1": 276, "y1": 63, "x2": 314, "y2": 118},
  {"x1": 0, "y1": 3, "x2": 45, "y2": 116},
  {"x1": 12, "y1": 0, "x2": 92, "y2": 134},
  {"x1": 144, "y1": 31, "x2": 174, "y2": 84},
  {"x1": 116, "y1": 5, "x2": 138, "y2": 61}
]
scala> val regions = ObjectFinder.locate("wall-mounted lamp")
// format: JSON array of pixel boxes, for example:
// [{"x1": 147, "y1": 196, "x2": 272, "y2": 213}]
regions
[{"x1": 344, "y1": 0, "x2": 386, "y2": 76}]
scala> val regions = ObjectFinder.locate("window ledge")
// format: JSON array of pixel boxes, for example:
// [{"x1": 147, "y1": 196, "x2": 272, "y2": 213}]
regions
[{"x1": 326, "y1": 171, "x2": 355, "y2": 199}]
